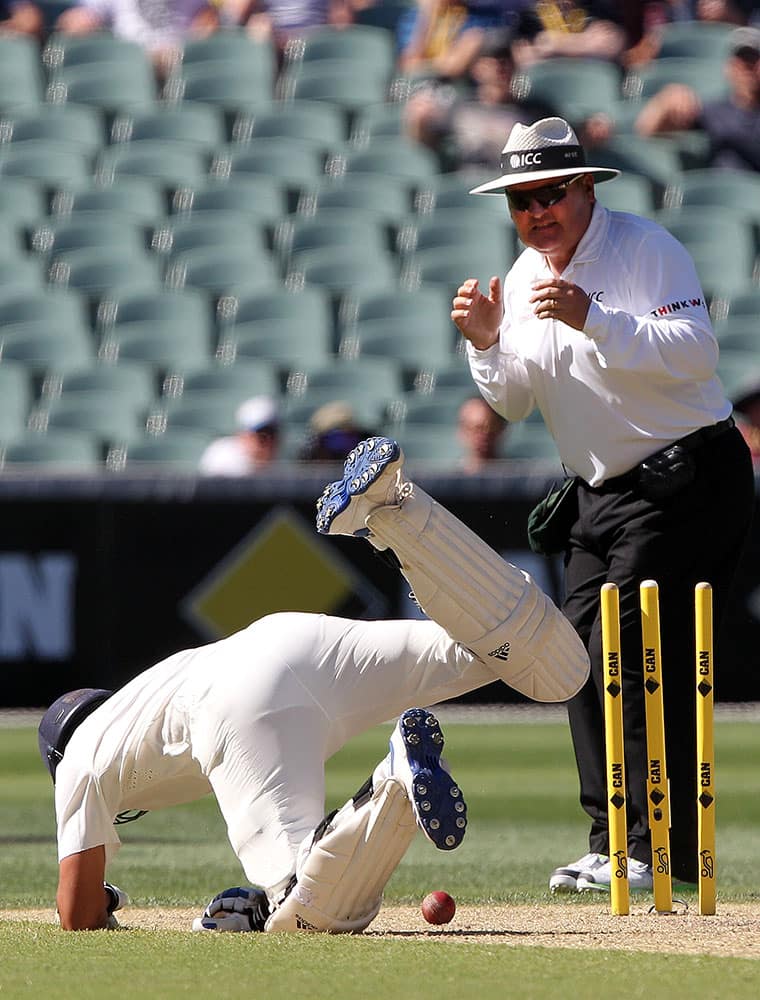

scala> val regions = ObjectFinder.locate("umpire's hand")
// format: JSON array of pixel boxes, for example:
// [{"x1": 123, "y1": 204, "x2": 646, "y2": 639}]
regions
[{"x1": 452, "y1": 277, "x2": 503, "y2": 350}]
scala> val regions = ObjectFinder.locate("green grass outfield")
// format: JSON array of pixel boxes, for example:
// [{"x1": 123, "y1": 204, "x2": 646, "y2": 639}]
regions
[{"x1": 1, "y1": 710, "x2": 759, "y2": 998}]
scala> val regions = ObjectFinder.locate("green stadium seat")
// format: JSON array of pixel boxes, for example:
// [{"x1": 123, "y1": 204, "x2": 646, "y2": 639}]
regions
[
  {"x1": 232, "y1": 99, "x2": 347, "y2": 147},
  {"x1": 277, "y1": 61, "x2": 390, "y2": 114},
  {"x1": 654, "y1": 21, "x2": 734, "y2": 60},
  {"x1": 0, "y1": 176, "x2": 47, "y2": 224},
  {"x1": 0, "y1": 36, "x2": 44, "y2": 111},
  {"x1": 1, "y1": 430, "x2": 102, "y2": 469},
  {"x1": 162, "y1": 359, "x2": 280, "y2": 402},
  {"x1": 623, "y1": 56, "x2": 729, "y2": 105},
  {"x1": 402, "y1": 244, "x2": 512, "y2": 293},
  {"x1": 159, "y1": 395, "x2": 241, "y2": 435},
  {"x1": 0, "y1": 322, "x2": 94, "y2": 373},
  {"x1": 31, "y1": 215, "x2": 148, "y2": 259},
  {"x1": 284, "y1": 390, "x2": 387, "y2": 431},
  {"x1": 298, "y1": 174, "x2": 413, "y2": 223},
  {"x1": 166, "y1": 60, "x2": 274, "y2": 111},
  {"x1": 0, "y1": 362, "x2": 33, "y2": 439},
  {"x1": 594, "y1": 173, "x2": 658, "y2": 218},
  {"x1": 97, "y1": 286, "x2": 213, "y2": 349},
  {"x1": 51, "y1": 178, "x2": 168, "y2": 222},
  {"x1": 37, "y1": 393, "x2": 147, "y2": 444},
  {"x1": 333, "y1": 136, "x2": 440, "y2": 183},
  {"x1": 287, "y1": 245, "x2": 398, "y2": 298},
  {"x1": 712, "y1": 288, "x2": 760, "y2": 333},
  {"x1": 512, "y1": 58, "x2": 623, "y2": 123},
  {"x1": 165, "y1": 246, "x2": 280, "y2": 296},
  {"x1": 107, "y1": 429, "x2": 213, "y2": 470},
  {"x1": 0, "y1": 104, "x2": 105, "y2": 156},
  {"x1": 0, "y1": 218, "x2": 25, "y2": 259},
  {"x1": 291, "y1": 358, "x2": 403, "y2": 411},
  {"x1": 655, "y1": 209, "x2": 757, "y2": 298},
  {"x1": 180, "y1": 30, "x2": 276, "y2": 78},
  {"x1": 0, "y1": 287, "x2": 89, "y2": 331},
  {"x1": 97, "y1": 141, "x2": 209, "y2": 189},
  {"x1": 663, "y1": 168, "x2": 760, "y2": 223},
  {"x1": 591, "y1": 136, "x2": 684, "y2": 197},
  {"x1": 389, "y1": 424, "x2": 465, "y2": 468},
  {"x1": 48, "y1": 247, "x2": 161, "y2": 297},
  {"x1": 350, "y1": 101, "x2": 405, "y2": 142},
  {"x1": 217, "y1": 285, "x2": 333, "y2": 368},
  {"x1": 386, "y1": 387, "x2": 475, "y2": 428},
  {"x1": 42, "y1": 32, "x2": 155, "y2": 72},
  {"x1": 152, "y1": 214, "x2": 269, "y2": 259},
  {"x1": 409, "y1": 359, "x2": 473, "y2": 394},
  {"x1": 339, "y1": 286, "x2": 455, "y2": 370},
  {"x1": 0, "y1": 141, "x2": 91, "y2": 187},
  {"x1": 110, "y1": 104, "x2": 226, "y2": 152},
  {"x1": 99, "y1": 330, "x2": 211, "y2": 371},
  {"x1": 47, "y1": 62, "x2": 157, "y2": 113},
  {"x1": 0, "y1": 255, "x2": 45, "y2": 292},
  {"x1": 212, "y1": 138, "x2": 327, "y2": 194},
  {"x1": 41, "y1": 362, "x2": 158, "y2": 411},
  {"x1": 276, "y1": 211, "x2": 390, "y2": 268},
  {"x1": 397, "y1": 214, "x2": 514, "y2": 262},
  {"x1": 711, "y1": 328, "x2": 760, "y2": 356},
  {"x1": 284, "y1": 24, "x2": 395, "y2": 72},
  {"x1": 171, "y1": 177, "x2": 288, "y2": 225}
]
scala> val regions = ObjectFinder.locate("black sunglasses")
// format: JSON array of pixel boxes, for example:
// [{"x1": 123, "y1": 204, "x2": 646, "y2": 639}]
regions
[{"x1": 506, "y1": 174, "x2": 584, "y2": 213}]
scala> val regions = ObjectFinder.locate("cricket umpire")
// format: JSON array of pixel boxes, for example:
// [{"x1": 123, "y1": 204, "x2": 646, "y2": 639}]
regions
[{"x1": 452, "y1": 116, "x2": 755, "y2": 890}]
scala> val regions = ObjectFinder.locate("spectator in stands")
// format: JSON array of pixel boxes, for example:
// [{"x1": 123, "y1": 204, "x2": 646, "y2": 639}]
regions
[
  {"x1": 510, "y1": 0, "x2": 627, "y2": 68},
  {"x1": 298, "y1": 400, "x2": 375, "y2": 461},
  {"x1": 226, "y1": 0, "x2": 355, "y2": 58},
  {"x1": 198, "y1": 395, "x2": 281, "y2": 476},
  {"x1": 457, "y1": 395, "x2": 508, "y2": 472},
  {"x1": 396, "y1": 0, "x2": 530, "y2": 80},
  {"x1": 404, "y1": 27, "x2": 554, "y2": 171},
  {"x1": 635, "y1": 25, "x2": 760, "y2": 171},
  {"x1": 624, "y1": 0, "x2": 755, "y2": 68},
  {"x1": 0, "y1": 0, "x2": 43, "y2": 36},
  {"x1": 55, "y1": 0, "x2": 223, "y2": 79}
]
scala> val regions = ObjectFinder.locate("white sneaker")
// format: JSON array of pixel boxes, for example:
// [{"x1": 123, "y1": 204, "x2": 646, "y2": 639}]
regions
[
  {"x1": 576, "y1": 856, "x2": 654, "y2": 893},
  {"x1": 549, "y1": 852, "x2": 608, "y2": 894}
]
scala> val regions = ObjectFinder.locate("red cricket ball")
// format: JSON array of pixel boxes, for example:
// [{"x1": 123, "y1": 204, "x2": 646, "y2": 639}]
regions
[{"x1": 421, "y1": 890, "x2": 456, "y2": 925}]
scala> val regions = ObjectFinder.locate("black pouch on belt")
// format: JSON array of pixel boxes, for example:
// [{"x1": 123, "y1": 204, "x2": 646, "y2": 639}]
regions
[
  {"x1": 637, "y1": 443, "x2": 696, "y2": 501},
  {"x1": 527, "y1": 476, "x2": 579, "y2": 555}
]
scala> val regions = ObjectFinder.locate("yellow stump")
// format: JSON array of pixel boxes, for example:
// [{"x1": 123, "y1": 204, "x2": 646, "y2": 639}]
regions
[
  {"x1": 601, "y1": 582, "x2": 629, "y2": 916},
  {"x1": 640, "y1": 580, "x2": 673, "y2": 914},
  {"x1": 695, "y1": 581, "x2": 716, "y2": 915}
]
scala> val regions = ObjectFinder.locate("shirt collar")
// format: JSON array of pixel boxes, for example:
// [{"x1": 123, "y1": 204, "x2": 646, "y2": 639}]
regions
[{"x1": 569, "y1": 201, "x2": 610, "y2": 264}]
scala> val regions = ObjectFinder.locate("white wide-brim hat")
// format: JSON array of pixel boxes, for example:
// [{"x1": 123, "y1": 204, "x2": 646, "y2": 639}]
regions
[{"x1": 470, "y1": 116, "x2": 620, "y2": 195}]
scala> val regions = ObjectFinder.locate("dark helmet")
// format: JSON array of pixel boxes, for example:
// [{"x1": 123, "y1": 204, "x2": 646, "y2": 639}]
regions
[{"x1": 37, "y1": 688, "x2": 113, "y2": 781}]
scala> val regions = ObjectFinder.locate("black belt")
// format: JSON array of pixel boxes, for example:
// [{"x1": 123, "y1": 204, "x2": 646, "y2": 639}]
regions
[{"x1": 597, "y1": 417, "x2": 735, "y2": 492}]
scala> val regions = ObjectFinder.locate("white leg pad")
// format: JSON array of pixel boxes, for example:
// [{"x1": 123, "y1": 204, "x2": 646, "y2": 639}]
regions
[
  {"x1": 264, "y1": 777, "x2": 416, "y2": 934},
  {"x1": 366, "y1": 486, "x2": 589, "y2": 702}
]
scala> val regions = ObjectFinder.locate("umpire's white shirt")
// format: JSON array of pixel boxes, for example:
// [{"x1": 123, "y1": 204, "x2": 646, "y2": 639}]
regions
[
  {"x1": 55, "y1": 613, "x2": 490, "y2": 890},
  {"x1": 467, "y1": 204, "x2": 731, "y2": 485}
]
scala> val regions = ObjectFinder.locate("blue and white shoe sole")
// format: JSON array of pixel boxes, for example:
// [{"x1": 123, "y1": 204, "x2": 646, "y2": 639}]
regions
[
  {"x1": 315, "y1": 436, "x2": 401, "y2": 535},
  {"x1": 393, "y1": 708, "x2": 467, "y2": 851}
]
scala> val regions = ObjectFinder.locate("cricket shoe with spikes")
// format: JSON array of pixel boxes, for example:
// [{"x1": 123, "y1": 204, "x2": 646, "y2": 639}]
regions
[
  {"x1": 315, "y1": 436, "x2": 407, "y2": 536},
  {"x1": 389, "y1": 708, "x2": 467, "y2": 851}
]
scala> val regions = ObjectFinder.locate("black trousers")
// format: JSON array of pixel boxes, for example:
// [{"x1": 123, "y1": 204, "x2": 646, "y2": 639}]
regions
[{"x1": 562, "y1": 425, "x2": 754, "y2": 882}]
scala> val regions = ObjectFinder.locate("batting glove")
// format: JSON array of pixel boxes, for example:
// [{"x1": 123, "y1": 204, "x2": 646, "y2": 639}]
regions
[{"x1": 192, "y1": 886, "x2": 270, "y2": 933}]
